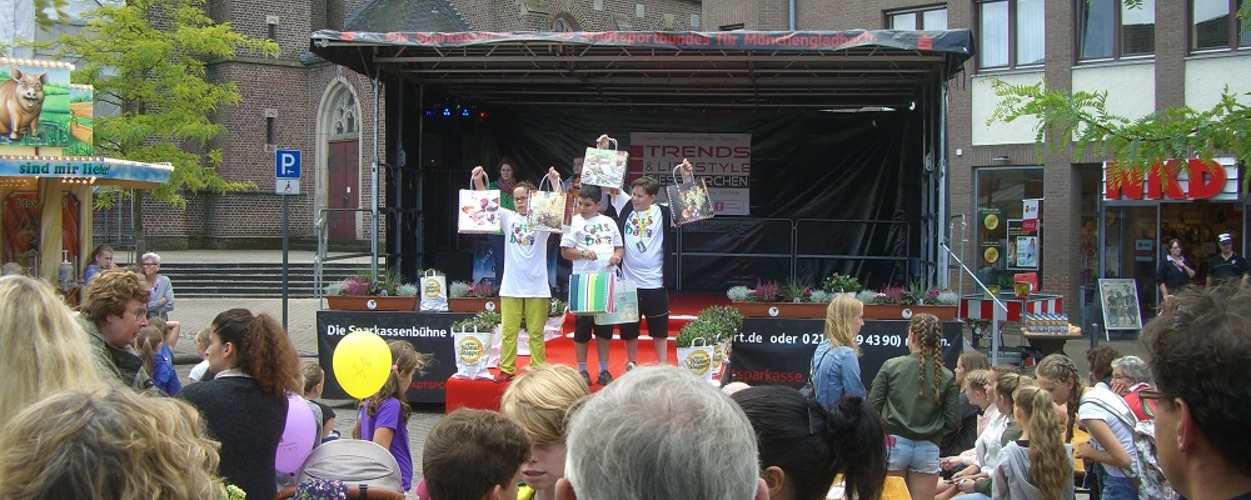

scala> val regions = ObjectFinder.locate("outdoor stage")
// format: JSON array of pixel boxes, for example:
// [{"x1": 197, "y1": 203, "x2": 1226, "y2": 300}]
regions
[{"x1": 316, "y1": 292, "x2": 960, "y2": 412}]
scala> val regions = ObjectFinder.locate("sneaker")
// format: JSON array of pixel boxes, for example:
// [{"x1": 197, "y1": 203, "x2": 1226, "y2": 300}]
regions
[
  {"x1": 597, "y1": 370, "x2": 614, "y2": 386},
  {"x1": 625, "y1": 361, "x2": 637, "y2": 372},
  {"x1": 579, "y1": 370, "x2": 593, "y2": 387},
  {"x1": 493, "y1": 371, "x2": 515, "y2": 384}
]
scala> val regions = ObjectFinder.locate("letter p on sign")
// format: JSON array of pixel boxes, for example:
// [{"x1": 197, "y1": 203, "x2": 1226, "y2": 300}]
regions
[{"x1": 276, "y1": 149, "x2": 301, "y2": 178}]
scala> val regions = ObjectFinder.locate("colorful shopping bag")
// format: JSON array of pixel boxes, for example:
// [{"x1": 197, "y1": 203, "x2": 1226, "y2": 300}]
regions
[
  {"x1": 457, "y1": 171, "x2": 503, "y2": 234},
  {"x1": 595, "y1": 274, "x2": 639, "y2": 325},
  {"x1": 451, "y1": 325, "x2": 493, "y2": 380},
  {"x1": 666, "y1": 164, "x2": 715, "y2": 227},
  {"x1": 568, "y1": 272, "x2": 616, "y2": 315},
  {"x1": 528, "y1": 176, "x2": 566, "y2": 233},
  {"x1": 582, "y1": 136, "x2": 628, "y2": 189}
]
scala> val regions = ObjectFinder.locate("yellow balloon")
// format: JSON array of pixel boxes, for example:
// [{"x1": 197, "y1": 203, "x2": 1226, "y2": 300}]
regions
[{"x1": 332, "y1": 330, "x2": 393, "y2": 399}]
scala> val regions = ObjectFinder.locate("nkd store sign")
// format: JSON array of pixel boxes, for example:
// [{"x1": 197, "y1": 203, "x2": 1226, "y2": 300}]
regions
[{"x1": 1104, "y1": 158, "x2": 1239, "y2": 201}]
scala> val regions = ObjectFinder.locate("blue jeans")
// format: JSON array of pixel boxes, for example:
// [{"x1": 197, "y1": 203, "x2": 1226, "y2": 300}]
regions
[
  {"x1": 1102, "y1": 474, "x2": 1137, "y2": 500},
  {"x1": 886, "y1": 435, "x2": 941, "y2": 474}
]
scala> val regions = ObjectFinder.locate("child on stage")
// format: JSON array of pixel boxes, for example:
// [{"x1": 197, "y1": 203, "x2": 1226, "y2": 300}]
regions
[
  {"x1": 610, "y1": 173, "x2": 680, "y2": 368},
  {"x1": 473, "y1": 165, "x2": 563, "y2": 383},
  {"x1": 560, "y1": 184, "x2": 624, "y2": 387}
]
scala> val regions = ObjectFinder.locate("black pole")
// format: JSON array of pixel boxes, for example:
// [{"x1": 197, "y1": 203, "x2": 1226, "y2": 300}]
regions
[{"x1": 282, "y1": 194, "x2": 289, "y2": 331}]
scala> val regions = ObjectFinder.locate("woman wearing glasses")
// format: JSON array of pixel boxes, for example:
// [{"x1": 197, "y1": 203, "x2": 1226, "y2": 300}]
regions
[{"x1": 141, "y1": 252, "x2": 175, "y2": 321}]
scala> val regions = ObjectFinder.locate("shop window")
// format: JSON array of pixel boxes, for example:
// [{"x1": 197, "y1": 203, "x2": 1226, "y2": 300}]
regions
[
  {"x1": 975, "y1": 168, "x2": 1045, "y2": 289},
  {"x1": 1077, "y1": 0, "x2": 1155, "y2": 60},
  {"x1": 978, "y1": 0, "x2": 1046, "y2": 69},
  {"x1": 887, "y1": 6, "x2": 948, "y2": 30},
  {"x1": 1191, "y1": 0, "x2": 1251, "y2": 51}
]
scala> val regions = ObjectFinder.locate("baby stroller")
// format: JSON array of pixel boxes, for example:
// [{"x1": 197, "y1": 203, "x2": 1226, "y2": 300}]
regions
[{"x1": 276, "y1": 439, "x2": 406, "y2": 500}]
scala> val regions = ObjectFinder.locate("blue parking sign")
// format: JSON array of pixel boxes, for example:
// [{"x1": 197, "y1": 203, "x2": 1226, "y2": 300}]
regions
[{"x1": 276, "y1": 149, "x2": 301, "y2": 178}]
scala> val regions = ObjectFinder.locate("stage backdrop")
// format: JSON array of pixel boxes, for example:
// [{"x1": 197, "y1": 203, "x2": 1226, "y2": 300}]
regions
[
  {"x1": 728, "y1": 319, "x2": 961, "y2": 390},
  {"x1": 316, "y1": 311, "x2": 469, "y2": 403}
]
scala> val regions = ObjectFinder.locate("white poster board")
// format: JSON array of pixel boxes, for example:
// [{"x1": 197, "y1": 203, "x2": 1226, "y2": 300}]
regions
[
  {"x1": 1098, "y1": 278, "x2": 1142, "y2": 330},
  {"x1": 628, "y1": 132, "x2": 751, "y2": 215}
]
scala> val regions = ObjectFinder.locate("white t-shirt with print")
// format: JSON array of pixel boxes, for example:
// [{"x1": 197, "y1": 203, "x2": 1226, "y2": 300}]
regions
[
  {"x1": 561, "y1": 213, "x2": 623, "y2": 275},
  {"x1": 622, "y1": 205, "x2": 665, "y2": 289},
  {"x1": 1078, "y1": 385, "x2": 1139, "y2": 478},
  {"x1": 499, "y1": 209, "x2": 552, "y2": 298}
]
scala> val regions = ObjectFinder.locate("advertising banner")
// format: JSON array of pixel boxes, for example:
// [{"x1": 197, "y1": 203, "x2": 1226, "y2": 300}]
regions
[
  {"x1": 727, "y1": 319, "x2": 961, "y2": 390},
  {"x1": 317, "y1": 311, "x2": 472, "y2": 403},
  {"x1": 0, "y1": 63, "x2": 84, "y2": 151},
  {"x1": 629, "y1": 132, "x2": 751, "y2": 215}
]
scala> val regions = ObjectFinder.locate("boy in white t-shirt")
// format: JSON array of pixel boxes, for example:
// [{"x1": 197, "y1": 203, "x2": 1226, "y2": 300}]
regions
[
  {"x1": 473, "y1": 165, "x2": 563, "y2": 383},
  {"x1": 560, "y1": 185, "x2": 625, "y2": 387},
  {"x1": 612, "y1": 175, "x2": 676, "y2": 368}
]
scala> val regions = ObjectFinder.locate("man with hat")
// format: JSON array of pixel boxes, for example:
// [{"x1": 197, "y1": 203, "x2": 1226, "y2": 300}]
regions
[{"x1": 1207, "y1": 233, "x2": 1249, "y2": 288}]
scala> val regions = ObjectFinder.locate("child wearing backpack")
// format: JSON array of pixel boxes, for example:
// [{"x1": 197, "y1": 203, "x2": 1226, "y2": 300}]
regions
[
  {"x1": 992, "y1": 384, "x2": 1075, "y2": 499},
  {"x1": 1037, "y1": 353, "x2": 1140, "y2": 500}
]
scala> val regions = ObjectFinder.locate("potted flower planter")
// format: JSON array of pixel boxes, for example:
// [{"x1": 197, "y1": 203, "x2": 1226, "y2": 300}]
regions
[
  {"x1": 449, "y1": 297, "x2": 500, "y2": 313},
  {"x1": 326, "y1": 295, "x2": 418, "y2": 312}
]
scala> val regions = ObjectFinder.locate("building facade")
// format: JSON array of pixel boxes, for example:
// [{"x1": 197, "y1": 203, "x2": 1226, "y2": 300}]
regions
[{"x1": 706, "y1": 0, "x2": 1251, "y2": 321}]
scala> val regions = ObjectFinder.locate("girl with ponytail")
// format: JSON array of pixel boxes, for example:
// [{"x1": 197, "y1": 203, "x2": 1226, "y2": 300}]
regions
[
  {"x1": 1036, "y1": 353, "x2": 1139, "y2": 500},
  {"x1": 354, "y1": 340, "x2": 431, "y2": 493},
  {"x1": 178, "y1": 308, "x2": 302, "y2": 500},
  {"x1": 992, "y1": 385, "x2": 1075, "y2": 499},
  {"x1": 732, "y1": 385, "x2": 886, "y2": 500},
  {"x1": 941, "y1": 371, "x2": 1035, "y2": 498},
  {"x1": 871, "y1": 313, "x2": 960, "y2": 500}
]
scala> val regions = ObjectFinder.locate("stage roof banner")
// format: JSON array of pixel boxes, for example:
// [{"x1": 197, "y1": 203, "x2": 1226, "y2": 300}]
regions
[
  {"x1": 0, "y1": 156, "x2": 173, "y2": 188},
  {"x1": 312, "y1": 29, "x2": 972, "y2": 55},
  {"x1": 310, "y1": 29, "x2": 975, "y2": 109}
]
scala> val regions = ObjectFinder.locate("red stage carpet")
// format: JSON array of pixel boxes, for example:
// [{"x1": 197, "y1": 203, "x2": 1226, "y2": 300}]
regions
[{"x1": 444, "y1": 292, "x2": 729, "y2": 412}]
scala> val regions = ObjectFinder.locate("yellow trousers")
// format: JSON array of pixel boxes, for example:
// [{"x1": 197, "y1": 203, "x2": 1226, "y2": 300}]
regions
[{"x1": 499, "y1": 296, "x2": 549, "y2": 375}]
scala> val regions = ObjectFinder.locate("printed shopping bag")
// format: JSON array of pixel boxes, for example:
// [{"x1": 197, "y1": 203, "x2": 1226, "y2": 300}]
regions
[
  {"x1": 677, "y1": 337, "x2": 717, "y2": 383},
  {"x1": 582, "y1": 136, "x2": 628, "y2": 189},
  {"x1": 451, "y1": 326, "x2": 493, "y2": 380},
  {"x1": 458, "y1": 171, "x2": 502, "y2": 234},
  {"x1": 666, "y1": 164, "x2": 715, "y2": 227},
  {"x1": 528, "y1": 176, "x2": 566, "y2": 233},
  {"x1": 595, "y1": 274, "x2": 639, "y2": 325},
  {"x1": 419, "y1": 270, "x2": 448, "y2": 312},
  {"x1": 568, "y1": 272, "x2": 616, "y2": 315}
]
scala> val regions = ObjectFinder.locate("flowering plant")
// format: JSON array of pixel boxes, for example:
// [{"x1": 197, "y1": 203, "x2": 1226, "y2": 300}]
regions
[
  {"x1": 325, "y1": 268, "x2": 417, "y2": 297},
  {"x1": 449, "y1": 280, "x2": 499, "y2": 298}
]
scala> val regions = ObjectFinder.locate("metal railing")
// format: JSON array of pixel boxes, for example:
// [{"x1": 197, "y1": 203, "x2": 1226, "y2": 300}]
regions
[
  {"x1": 313, "y1": 207, "x2": 377, "y2": 308},
  {"x1": 940, "y1": 241, "x2": 1009, "y2": 365},
  {"x1": 674, "y1": 217, "x2": 923, "y2": 289}
]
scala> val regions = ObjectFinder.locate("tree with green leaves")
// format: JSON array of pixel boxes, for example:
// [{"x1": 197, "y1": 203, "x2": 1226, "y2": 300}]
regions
[
  {"x1": 31, "y1": 0, "x2": 278, "y2": 208},
  {"x1": 989, "y1": 4, "x2": 1251, "y2": 189}
]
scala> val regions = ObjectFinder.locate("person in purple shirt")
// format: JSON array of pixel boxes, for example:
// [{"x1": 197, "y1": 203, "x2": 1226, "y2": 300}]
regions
[{"x1": 354, "y1": 341, "x2": 430, "y2": 492}]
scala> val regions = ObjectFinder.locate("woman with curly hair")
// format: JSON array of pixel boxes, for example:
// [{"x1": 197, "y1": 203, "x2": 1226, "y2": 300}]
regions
[
  {"x1": 991, "y1": 384, "x2": 1075, "y2": 499},
  {"x1": 810, "y1": 294, "x2": 867, "y2": 410},
  {"x1": 871, "y1": 313, "x2": 960, "y2": 500},
  {"x1": 0, "y1": 275, "x2": 111, "y2": 427},
  {"x1": 179, "y1": 308, "x2": 301, "y2": 500},
  {"x1": 354, "y1": 340, "x2": 431, "y2": 494},
  {"x1": 0, "y1": 386, "x2": 226, "y2": 499},
  {"x1": 499, "y1": 364, "x2": 591, "y2": 500}
]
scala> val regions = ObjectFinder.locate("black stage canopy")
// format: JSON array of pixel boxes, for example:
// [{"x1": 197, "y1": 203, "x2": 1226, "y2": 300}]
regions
[
  {"x1": 310, "y1": 29, "x2": 973, "y2": 110},
  {"x1": 308, "y1": 29, "x2": 974, "y2": 290}
]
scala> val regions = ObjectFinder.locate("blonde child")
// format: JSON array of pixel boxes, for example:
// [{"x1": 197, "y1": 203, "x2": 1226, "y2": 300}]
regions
[
  {"x1": 500, "y1": 364, "x2": 591, "y2": 500},
  {"x1": 992, "y1": 385, "x2": 1075, "y2": 499},
  {"x1": 301, "y1": 360, "x2": 336, "y2": 442},
  {"x1": 135, "y1": 324, "x2": 180, "y2": 395},
  {"x1": 188, "y1": 327, "x2": 213, "y2": 382},
  {"x1": 353, "y1": 341, "x2": 430, "y2": 493}
]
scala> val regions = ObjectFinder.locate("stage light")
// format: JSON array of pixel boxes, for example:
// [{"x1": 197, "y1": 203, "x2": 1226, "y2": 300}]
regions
[
  {"x1": 461, "y1": 108, "x2": 470, "y2": 117},
  {"x1": 478, "y1": 111, "x2": 488, "y2": 119},
  {"x1": 442, "y1": 107, "x2": 451, "y2": 116}
]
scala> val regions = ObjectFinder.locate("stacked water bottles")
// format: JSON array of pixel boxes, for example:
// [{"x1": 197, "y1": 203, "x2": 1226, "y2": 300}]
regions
[{"x1": 1021, "y1": 313, "x2": 1080, "y2": 336}]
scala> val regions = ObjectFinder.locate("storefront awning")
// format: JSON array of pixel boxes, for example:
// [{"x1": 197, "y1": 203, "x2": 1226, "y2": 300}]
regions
[
  {"x1": 309, "y1": 29, "x2": 974, "y2": 109},
  {"x1": 0, "y1": 156, "x2": 174, "y2": 190}
]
